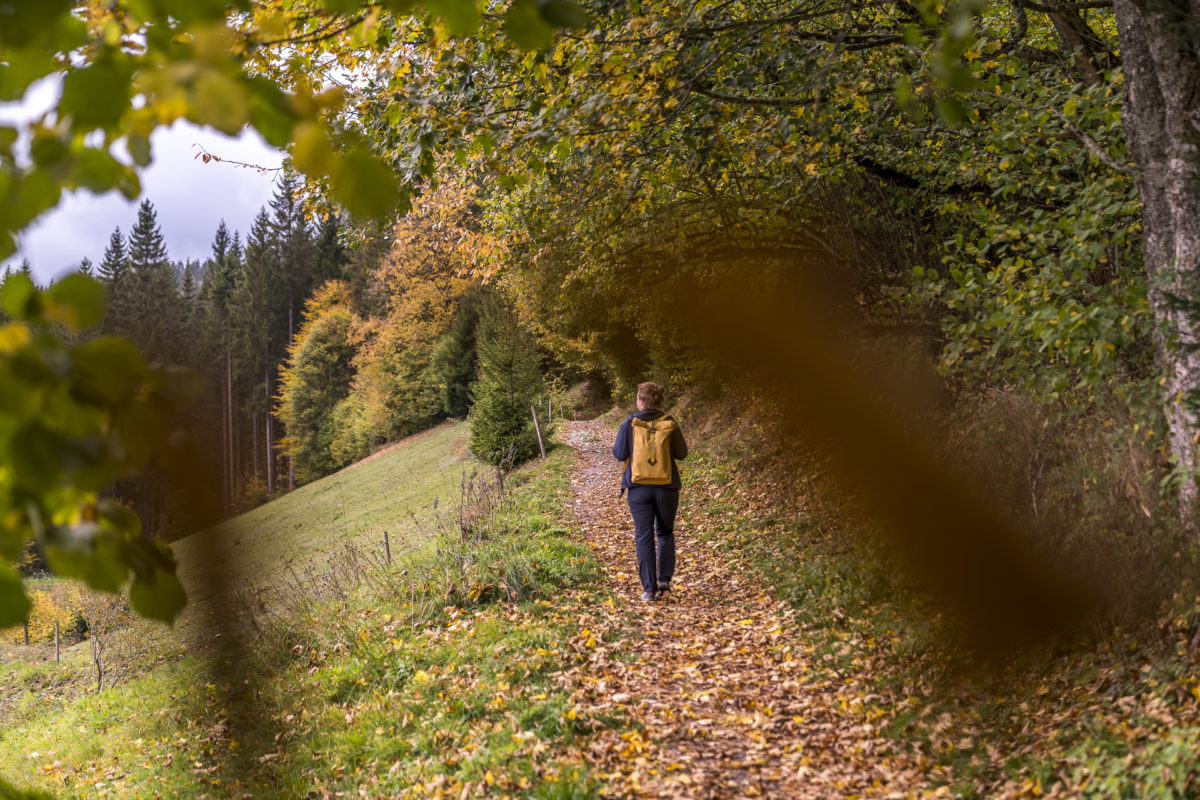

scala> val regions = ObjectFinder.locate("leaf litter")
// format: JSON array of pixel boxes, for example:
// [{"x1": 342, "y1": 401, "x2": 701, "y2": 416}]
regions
[{"x1": 559, "y1": 420, "x2": 941, "y2": 798}]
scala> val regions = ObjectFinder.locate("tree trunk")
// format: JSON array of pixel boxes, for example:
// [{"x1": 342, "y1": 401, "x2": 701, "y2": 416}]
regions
[
  {"x1": 220, "y1": 356, "x2": 229, "y2": 516},
  {"x1": 1113, "y1": 0, "x2": 1200, "y2": 516},
  {"x1": 266, "y1": 356, "x2": 275, "y2": 495},
  {"x1": 226, "y1": 334, "x2": 235, "y2": 513},
  {"x1": 252, "y1": 403, "x2": 259, "y2": 484},
  {"x1": 1047, "y1": 9, "x2": 1107, "y2": 85},
  {"x1": 233, "y1": 372, "x2": 241, "y2": 502}
]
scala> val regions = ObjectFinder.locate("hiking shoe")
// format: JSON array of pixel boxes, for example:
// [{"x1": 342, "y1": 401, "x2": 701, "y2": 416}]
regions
[
  {"x1": 657, "y1": 582, "x2": 671, "y2": 598},
  {"x1": 640, "y1": 591, "x2": 655, "y2": 602}
]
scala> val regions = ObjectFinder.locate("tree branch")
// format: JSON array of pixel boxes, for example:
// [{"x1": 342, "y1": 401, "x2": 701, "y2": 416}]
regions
[
  {"x1": 1015, "y1": 0, "x2": 1114, "y2": 11},
  {"x1": 973, "y1": 92, "x2": 1137, "y2": 174},
  {"x1": 193, "y1": 145, "x2": 284, "y2": 174},
  {"x1": 252, "y1": 14, "x2": 365, "y2": 48}
]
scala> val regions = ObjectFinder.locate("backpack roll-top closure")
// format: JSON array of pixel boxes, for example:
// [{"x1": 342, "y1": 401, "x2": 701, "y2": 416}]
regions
[{"x1": 629, "y1": 417, "x2": 675, "y2": 485}]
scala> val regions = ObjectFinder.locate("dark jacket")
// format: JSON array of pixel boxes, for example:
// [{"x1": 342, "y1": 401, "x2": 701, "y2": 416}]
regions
[{"x1": 612, "y1": 409, "x2": 688, "y2": 491}]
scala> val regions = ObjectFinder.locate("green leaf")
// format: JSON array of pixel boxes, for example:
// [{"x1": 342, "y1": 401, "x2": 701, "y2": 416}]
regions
[
  {"x1": 0, "y1": 0, "x2": 73, "y2": 47},
  {"x1": 426, "y1": 0, "x2": 480, "y2": 36},
  {"x1": 72, "y1": 147, "x2": 130, "y2": 194},
  {"x1": 538, "y1": 0, "x2": 588, "y2": 29},
  {"x1": 7, "y1": 422, "x2": 71, "y2": 492},
  {"x1": 331, "y1": 149, "x2": 400, "y2": 219},
  {"x1": 0, "y1": 775, "x2": 55, "y2": 799},
  {"x1": 158, "y1": 0, "x2": 231, "y2": 23},
  {"x1": 59, "y1": 55, "x2": 134, "y2": 130},
  {"x1": 190, "y1": 69, "x2": 251, "y2": 135},
  {"x1": 145, "y1": 365, "x2": 205, "y2": 414},
  {"x1": 503, "y1": 0, "x2": 554, "y2": 50},
  {"x1": 247, "y1": 77, "x2": 298, "y2": 147},
  {"x1": 46, "y1": 272, "x2": 106, "y2": 330},
  {"x1": 936, "y1": 96, "x2": 965, "y2": 126},
  {"x1": 0, "y1": 48, "x2": 59, "y2": 101},
  {"x1": 379, "y1": 0, "x2": 421, "y2": 12},
  {"x1": 127, "y1": 133, "x2": 152, "y2": 168},
  {"x1": 129, "y1": 566, "x2": 187, "y2": 624},
  {"x1": 0, "y1": 272, "x2": 39, "y2": 319},
  {"x1": 0, "y1": 564, "x2": 32, "y2": 629},
  {"x1": 45, "y1": 528, "x2": 128, "y2": 594},
  {"x1": 71, "y1": 336, "x2": 148, "y2": 407}
]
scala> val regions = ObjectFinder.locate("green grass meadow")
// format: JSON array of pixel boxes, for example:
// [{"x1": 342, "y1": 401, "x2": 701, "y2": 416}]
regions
[
  {"x1": 172, "y1": 421, "x2": 473, "y2": 618},
  {"x1": 0, "y1": 427, "x2": 612, "y2": 799}
]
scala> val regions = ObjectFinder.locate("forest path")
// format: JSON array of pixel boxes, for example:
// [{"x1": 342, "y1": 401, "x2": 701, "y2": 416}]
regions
[{"x1": 559, "y1": 419, "x2": 931, "y2": 799}]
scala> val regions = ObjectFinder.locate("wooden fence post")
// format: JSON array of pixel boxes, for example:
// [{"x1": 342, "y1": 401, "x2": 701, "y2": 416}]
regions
[
  {"x1": 531, "y1": 405, "x2": 546, "y2": 458},
  {"x1": 23, "y1": 619, "x2": 29, "y2": 646},
  {"x1": 384, "y1": 531, "x2": 392, "y2": 565},
  {"x1": 55, "y1": 621, "x2": 60, "y2": 663}
]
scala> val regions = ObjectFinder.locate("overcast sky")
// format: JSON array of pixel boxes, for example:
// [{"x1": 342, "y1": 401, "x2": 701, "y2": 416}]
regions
[{"x1": 1, "y1": 78, "x2": 285, "y2": 285}]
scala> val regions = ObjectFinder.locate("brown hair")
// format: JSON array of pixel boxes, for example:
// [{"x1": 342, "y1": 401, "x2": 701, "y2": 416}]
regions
[{"x1": 636, "y1": 381, "x2": 666, "y2": 410}]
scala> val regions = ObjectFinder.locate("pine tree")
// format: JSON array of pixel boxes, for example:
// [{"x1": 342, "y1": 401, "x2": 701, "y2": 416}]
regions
[
  {"x1": 17, "y1": 258, "x2": 32, "y2": 280},
  {"x1": 98, "y1": 228, "x2": 128, "y2": 285},
  {"x1": 431, "y1": 285, "x2": 494, "y2": 418},
  {"x1": 468, "y1": 302, "x2": 547, "y2": 465},
  {"x1": 124, "y1": 199, "x2": 180, "y2": 362},
  {"x1": 194, "y1": 219, "x2": 247, "y2": 512},
  {"x1": 78, "y1": 257, "x2": 94, "y2": 277},
  {"x1": 199, "y1": 222, "x2": 242, "y2": 325},
  {"x1": 270, "y1": 172, "x2": 314, "y2": 348},
  {"x1": 211, "y1": 219, "x2": 232, "y2": 266},
  {"x1": 229, "y1": 230, "x2": 243, "y2": 265},
  {"x1": 127, "y1": 199, "x2": 168, "y2": 272},
  {"x1": 180, "y1": 262, "x2": 197, "y2": 307},
  {"x1": 233, "y1": 208, "x2": 284, "y2": 493},
  {"x1": 312, "y1": 210, "x2": 346, "y2": 287},
  {"x1": 99, "y1": 227, "x2": 130, "y2": 332}
]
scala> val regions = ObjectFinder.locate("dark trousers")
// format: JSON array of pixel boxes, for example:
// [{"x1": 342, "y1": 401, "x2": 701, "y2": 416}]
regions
[{"x1": 626, "y1": 485, "x2": 679, "y2": 593}]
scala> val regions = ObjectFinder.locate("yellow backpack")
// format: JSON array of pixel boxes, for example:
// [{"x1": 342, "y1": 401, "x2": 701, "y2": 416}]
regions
[{"x1": 628, "y1": 417, "x2": 677, "y2": 485}]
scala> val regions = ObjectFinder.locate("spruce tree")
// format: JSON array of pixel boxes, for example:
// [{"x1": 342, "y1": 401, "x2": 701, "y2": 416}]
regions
[
  {"x1": 431, "y1": 285, "x2": 493, "y2": 418},
  {"x1": 180, "y1": 261, "x2": 198, "y2": 310},
  {"x1": 468, "y1": 302, "x2": 547, "y2": 465},
  {"x1": 78, "y1": 257, "x2": 94, "y2": 276},
  {"x1": 270, "y1": 172, "x2": 314, "y2": 346},
  {"x1": 98, "y1": 228, "x2": 128, "y2": 285},
  {"x1": 312, "y1": 210, "x2": 346, "y2": 287},
  {"x1": 124, "y1": 199, "x2": 180, "y2": 361},
  {"x1": 127, "y1": 199, "x2": 168, "y2": 272},
  {"x1": 233, "y1": 209, "x2": 284, "y2": 492},
  {"x1": 211, "y1": 219, "x2": 232, "y2": 266}
]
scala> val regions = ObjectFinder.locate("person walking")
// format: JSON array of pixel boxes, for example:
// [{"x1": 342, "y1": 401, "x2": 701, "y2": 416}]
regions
[{"x1": 612, "y1": 381, "x2": 688, "y2": 602}]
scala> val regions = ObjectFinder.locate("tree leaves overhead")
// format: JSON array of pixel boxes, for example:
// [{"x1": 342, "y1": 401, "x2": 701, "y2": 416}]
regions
[
  {"x1": 0, "y1": 0, "x2": 590, "y2": 260},
  {"x1": 59, "y1": 53, "x2": 135, "y2": 130}
]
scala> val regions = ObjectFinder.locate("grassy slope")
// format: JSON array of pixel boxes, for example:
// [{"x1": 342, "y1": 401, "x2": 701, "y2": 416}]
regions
[
  {"x1": 173, "y1": 421, "x2": 472, "y2": 618},
  {"x1": 0, "y1": 428, "x2": 615, "y2": 800},
  {"x1": 0, "y1": 423, "x2": 473, "y2": 726}
]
